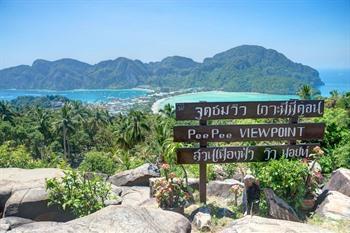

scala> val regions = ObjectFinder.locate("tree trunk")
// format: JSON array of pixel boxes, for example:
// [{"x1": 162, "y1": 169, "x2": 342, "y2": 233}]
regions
[{"x1": 63, "y1": 126, "x2": 67, "y2": 160}]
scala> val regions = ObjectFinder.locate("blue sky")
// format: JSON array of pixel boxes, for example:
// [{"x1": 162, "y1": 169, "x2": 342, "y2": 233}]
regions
[{"x1": 0, "y1": 0, "x2": 349, "y2": 69}]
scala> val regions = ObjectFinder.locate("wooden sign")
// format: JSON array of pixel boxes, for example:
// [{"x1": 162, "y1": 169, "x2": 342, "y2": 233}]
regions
[
  {"x1": 174, "y1": 123, "x2": 325, "y2": 142},
  {"x1": 176, "y1": 100, "x2": 324, "y2": 120},
  {"x1": 173, "y1": 99, "x2": 325, "y2": 204},
  {"x1": 177, "y1": 144, "x2": 320, "y2": 164}
]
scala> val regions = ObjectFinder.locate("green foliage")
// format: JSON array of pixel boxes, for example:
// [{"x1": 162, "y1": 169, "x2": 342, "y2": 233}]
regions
[
  {"x1": 316, "y1": 107, "x2": 350, "y2": 150},
  {"x1": 250, "y1": 158, "x2": 309, "y2": 209},
  {"x1": 0, "y1": 45, "x2": 322, "y2": 94},
  {"x1": 318, "y1": 154, "x2": 336, "y2": 174},
  {"x1": 0, "y1": 142, "x2": 42, "y2": 168},
  {"x1": 333, "y1": 141, "x2": 350, "y2": 169},
  {"x1": 46, "y1": 170, "x2": 113, "y2": 217},
  {"x1": 79, "y1": 151, "x2": 117, "y2": 175}
]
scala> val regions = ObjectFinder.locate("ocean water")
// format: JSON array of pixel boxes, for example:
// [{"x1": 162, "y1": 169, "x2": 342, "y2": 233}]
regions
[
  {"x1": 0, "y1": 89, "x2": 150, "y2": 103},
  {"x1": 152, "y1": 91, "x2": 298, "y2": 112},
  {"x1": 318, "y1": 69, "x2": 350, "y2": 96}
]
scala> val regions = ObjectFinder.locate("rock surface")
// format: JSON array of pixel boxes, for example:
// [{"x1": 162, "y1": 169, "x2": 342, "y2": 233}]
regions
[
  {"x1": 193, "y1": 211, "x2": 211, "y2": 231},
  {"x1": 207, "y1": 179, "x2": 243, "y2": 198},
  {"x1": 219, "y1": 215, "x2": 333, "y2": 233},
  {"x1": 0, "y1": 217, "x2": 33, "y2": 232},
  {"x1": 5, "y1": 206, "x2": 191, "y2": 233},
  {"x1": 315, "y1": 190, "x2": 350, "y2": 220},
  {"x1": 323, "y1": 168, "x2": 350, "y2": 197},
  {"x1": 0, "y1": 168, "x2": 63, "y2": 213},
  {"x1": 108, "y1": 163, "x2": 160, "y2": 186},
  {"x1": 121, "y1": 186, "x2": 152, "y2": 206},
  {"x1": 3, "y1": 187, "x2": 75, "y2": 221},
  {"x1": 264, "y1": 188, "x2": 301, "y2": 222}
]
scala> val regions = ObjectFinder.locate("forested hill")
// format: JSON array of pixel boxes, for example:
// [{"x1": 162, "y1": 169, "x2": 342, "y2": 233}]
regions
[{"x1": 0, "y1": 45, "x2": 323, "y2": 94}]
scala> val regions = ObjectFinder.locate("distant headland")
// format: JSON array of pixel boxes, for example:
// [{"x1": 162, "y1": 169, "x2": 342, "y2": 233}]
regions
[{"x1": 0, "y1": 45, "x2": 323, "y2": 94}]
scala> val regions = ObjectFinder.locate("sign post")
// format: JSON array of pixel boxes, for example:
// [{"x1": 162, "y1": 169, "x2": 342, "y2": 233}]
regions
[{"x1": 174, "y1": 100, "x2": 325, "y2": 204}]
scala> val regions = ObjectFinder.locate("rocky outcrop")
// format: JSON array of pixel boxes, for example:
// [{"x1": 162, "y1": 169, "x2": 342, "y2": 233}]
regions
[
  {"x1": 5, "y1": 206, "x2": 191, "y2": 233},
  {"x1": 323, "y1": 168, "x2": 350, "y2": 197},
  {"x1": 264, "y1": 189, "x2": 301, "y2": 222},
  {"x1": 207, "y1": 179, "x2": 243, "y2": 198},
  {"x1": 315, "y1": 191, "x2": 350, "y2": 220},
  {"x1": 219, "y1": 215, "x2": 333, "y2": 233},
  {"x1": 108, "y1": 163, "x2": 160, "y2": 186},
  {"x1": 0, "y1": 168, "x2": 64, "y2": 213},
  {"x1": 3, "y1": 187, "x2": 75, "y2": 221},
  {"x1": 0, "y1": 217, "x2": 33, "y2": 232},
  {"x1": 121, "y1": 186, "x2": 152, "y2": 206}
]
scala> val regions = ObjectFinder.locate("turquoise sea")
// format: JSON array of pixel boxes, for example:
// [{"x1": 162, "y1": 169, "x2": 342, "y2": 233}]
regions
[
  {"x1": 151, "y1": 91, "x2": 298, "y2": 112},
  {"x1": 0, "y1": 89, "x2": 150, "y2": 103}
]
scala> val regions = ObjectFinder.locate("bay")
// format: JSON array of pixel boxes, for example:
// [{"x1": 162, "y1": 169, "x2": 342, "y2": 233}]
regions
[{"x1": 0, "y1": 89, "x2": 150, "y2": 103}]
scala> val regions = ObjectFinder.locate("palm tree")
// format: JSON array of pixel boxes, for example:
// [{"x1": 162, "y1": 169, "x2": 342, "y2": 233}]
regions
[
  {"x1": 33, "y1": 107, "x2": 52, "y2": 144},
  {"x1": 114, "y1": 110, "x2": 150, "y2": 151},
  {"x1": 159, "y1": 104, "x2": 175, "y2": 118},
  {"x1": 0, "y1": 101, "x2": 15, "y2": 124},
  {"x1": 297, "y1": 85, "x2": 312, "y2": 100},
  {"x1": 54, "y1": 104, "x2": 76, "y2": 160}
]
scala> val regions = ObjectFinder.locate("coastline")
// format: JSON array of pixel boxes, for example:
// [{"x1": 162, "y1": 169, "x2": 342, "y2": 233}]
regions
[{"x1": 151, "y1": 91, "x2": 299, "y2": 113}]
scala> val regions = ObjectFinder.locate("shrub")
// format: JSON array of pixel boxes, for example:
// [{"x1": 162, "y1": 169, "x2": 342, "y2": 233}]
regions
[
  {"x1": 250, "y1": 158, "x2": 309, "y2": 209},
  {"x1": 79, "y1": 151, "x2": 117, "y2": 175},
  {"x1": 0, "y1": 142, "x2": 42, "y2": 168},
  {"x1": 333, "y1": 142, "x2": 350, "y2": 169},
  {"x1": 154, "y1": 163, "x2": 191, "y2": 208},
  {"x1": 46, "y1": 170, "x2": 113, "y2": 217}
]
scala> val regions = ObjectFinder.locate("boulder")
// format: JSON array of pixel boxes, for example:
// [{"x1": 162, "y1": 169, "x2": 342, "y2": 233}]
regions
[
  {"x1": 149, "y1": 177, "x2": 164, "y2": 197},
  {"x1": 0, "y1": 168, "x2": 63, "y2": 213},
  {"x1": 6, "y1": 206, "x2": 191, "y2": 233},
  {"x1": 193, "y1": 212, "x2": 211, "y2": 231},
  {"x1": 207, "y1": 179, "x2": 243, "y2": 198},
  {"x1": 121, "y1": 186, "x2": 152, "y2": 206},
  {"x1": 0, "y1": 217, "x2": 33, "y2": 232},
  {"x1": 219, "y1": 215, "x2": 333, "y2": 233},
  {"x1": 103, "y1": 198, "x2": 122, "y2": 207},
  {"x1": 190, "y1": 206, "x2": 211, "y2": 231},
  {"x1": 6, "y1": 222, "x2": 61, "y2": 232},
  {"x1": 315, "y1": 191, "x2": 350, "y2": 220},
  {"x1": 3, "y1": 187, "x2": 75, "y2": 221},
  {"x1": 187, "y1": 178, "x2": 200, "y2": 191},
  {"x1": 108, "y1": 163, "x2": 160, "y2": 186},
  {"x1": 264, "y1": 188, "x2": 301, "y2": 222},
  {"x1": 323, "y1": 168, "x2": 350, "y2": 197}
]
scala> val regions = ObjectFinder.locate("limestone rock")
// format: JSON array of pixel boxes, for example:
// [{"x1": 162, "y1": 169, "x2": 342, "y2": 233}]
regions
[
  {"x1": 108, "y1": 163, "x2": 160, "y2": 186},
  {"x1": 315, "y1": 191, "x2": 350, "y2": 220},
  {"x1": 219, "y1": 215, "x2": 333, "y2": 233},
  {"x1": 6, "y1": 206, "x2": 191, "y2": 233},
  {"x1": 193, "y1": 212, "x2": 211, "y2": 231},
  {"x1": 0, "y1": 168, "x2": 64, "y2": 213},
  {"x1": 6, "y1": 222, "x2": 61, "y2": 232},
  {"x1": 264, "y1": 188, "x2": 301, "y2": 222},
  {"x1": 3, "y1": 187, "x2": 75, "y2": 221},
  {"x1": 121, "y1": 186, "x2": 151, "y2": 206},
  {"x1": 323, "y1": 168, "x2": 350, "y2": 197},
  {"x1": 0, "y1": 217, "x2": 33, "y2": 231},
  {"x1": 207, "y1": 179, "x2": 243, "y2": 198},
  {"x1": 103, "y1": 198, "x2": 122, "y2": 207}
]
